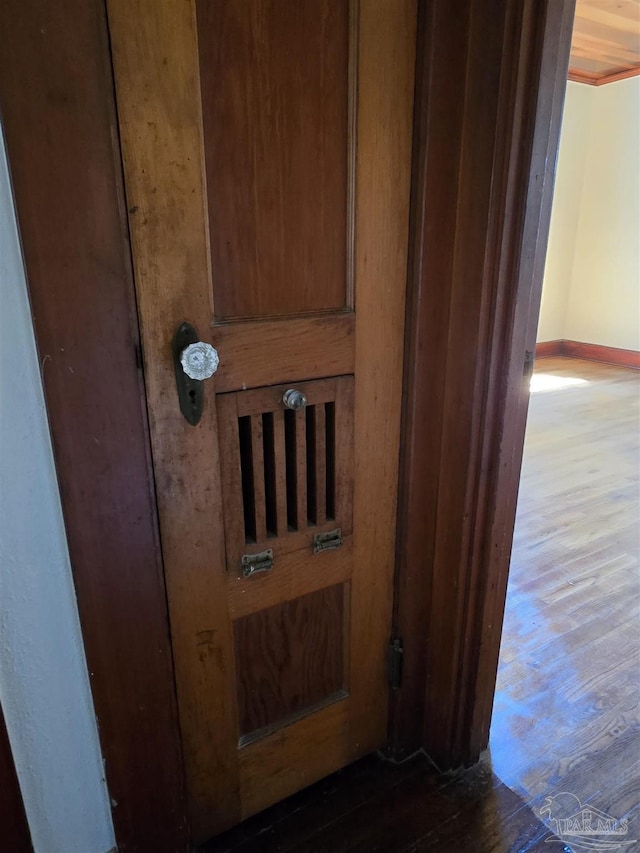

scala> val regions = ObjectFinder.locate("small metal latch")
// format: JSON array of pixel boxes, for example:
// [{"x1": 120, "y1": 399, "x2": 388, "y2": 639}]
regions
[
  {"x1": 241, "y1": 549, "x2": 274, "y2": 578},
  {"x1": 312, "y1": 528, "x2": 343, "y2": 554},
  {"x1": 388, "y1": 637, "x2": 403, "y2": 690}
]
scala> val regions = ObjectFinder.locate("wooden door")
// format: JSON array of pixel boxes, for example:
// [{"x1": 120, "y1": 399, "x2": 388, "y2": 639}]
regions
[{"x1": 107, "y1": 0, "x2": 416, "y2": 840}]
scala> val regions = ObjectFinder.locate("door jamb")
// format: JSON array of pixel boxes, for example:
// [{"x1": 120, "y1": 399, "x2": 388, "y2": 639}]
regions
[
  {"x1": 0, "y1": 1, "x2": 188, "y2": 849},
  {"x1": 390, "y1": 0, "x2": 575, "y2": 765}
]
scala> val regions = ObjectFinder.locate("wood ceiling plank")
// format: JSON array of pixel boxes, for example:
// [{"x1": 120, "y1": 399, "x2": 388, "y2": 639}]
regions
[
  {"x1": 575, "y1": 2, "x2": 640, "y2": 31},
  {"x1": 572, "y1": 31, "x2": 640, "y2": 62},
  {"x1": 573, "y1": 18, "x2": 640, "y2": 53},
  {"x1": 570, "y1": 0, "x2": 640, "y2": 82}
]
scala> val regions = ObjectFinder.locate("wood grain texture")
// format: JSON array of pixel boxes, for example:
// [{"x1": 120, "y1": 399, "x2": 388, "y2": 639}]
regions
[
  {"x1": 200, "y1": 753, "x2": 564, "y2": 853},
  {"x1": 391, "y1": 0, "x2": 468, "y2": 757},
  {"x1": 109, "y1": 0, "x2": 415, "y2": 838},
  {"x1": 465, "y1": 0, "x2": 577, "y2": 762},
  {"x1": 348, "y1": 0, "x2": 417, "y2": 761},
  {"x1": 0, "y1": 2, "x2": 188, "y2": 849},
  {"x1": 196, "y1": 0, "x2": 350, "y2": 320},
  {"x1": 595, "y1": 64, "x2": 640, "y2": 83},
  {"x1": 273, "y1": 409, "x2": 289, "y2": 537},
  {"x1": 568, "y1": 64, "x2": 640, "y2": 84},
  {"x1": 569, "y1": 0, "x2": 640, "y2": 83},
  {"x1": 0, "y1": 706, "x2": 31, "y2": 853},
  {"x1": 313, "y1": 404, "x2": 327, "y2": 525},
  {"x1": 227, "y1": 538, "x2": 352, "y2": 619},
  {"x1": 238, "y1": 698, "x2": 350, "y2": 819},
  {"x1": 391, "y1": 0, "x2": 575, "y2": 767},
  {"x1": 491, "y1": 357, "x2": 640, "y2": 824},
  {"x1": 106, "y1": 0, "x2": 241, "y2": 838},
  {"x1": 536, "y1": 339, "x2": 640, "y2": 369},
  {"x1": 212, "y1": 314, "x2": 355, "y2": 393},
  {"x1": 293, "y1": 409, "x2": 309, "y2": 532},
  {"x1": 234, "y1": 585, "x2": 345, "y2": 735},
  {"x1": 250, "y1": 414, "x2": 268, "y2": 543}
]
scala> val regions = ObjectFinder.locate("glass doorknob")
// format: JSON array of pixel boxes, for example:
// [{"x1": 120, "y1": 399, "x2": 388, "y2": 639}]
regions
[
  {"x1": 282, "y1": 388, "x2": 307, "y2": 410},
  {"x1": 180, "y1": 341, "x2": 219, "y2": 380}
]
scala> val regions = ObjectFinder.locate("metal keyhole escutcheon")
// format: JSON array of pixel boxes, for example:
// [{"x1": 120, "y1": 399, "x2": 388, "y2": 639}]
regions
[{"x1": 173, "y1": 322, "x2": 219, "y2": 425}]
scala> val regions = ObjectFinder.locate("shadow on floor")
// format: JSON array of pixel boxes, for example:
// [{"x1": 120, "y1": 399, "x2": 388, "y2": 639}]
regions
[{"x1": 197, "y1": 752, "x2": 565, "y2": 853}]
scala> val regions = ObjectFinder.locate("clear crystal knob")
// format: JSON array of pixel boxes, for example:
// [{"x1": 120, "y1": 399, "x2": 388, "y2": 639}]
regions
[
  {"x1": 180, "y1": 342, "x2": 219, "y2": 380},
  {"x1": 282, "y1": 389, "x2": 307, "y2": 410}
]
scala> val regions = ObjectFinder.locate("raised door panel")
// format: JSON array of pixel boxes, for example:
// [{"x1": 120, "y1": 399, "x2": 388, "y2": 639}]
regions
[{"x1": 197, "y1": 0, "x2": 352, "y2": 320}]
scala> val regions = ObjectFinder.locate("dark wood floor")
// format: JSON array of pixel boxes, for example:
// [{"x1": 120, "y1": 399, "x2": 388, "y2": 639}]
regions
[
  {"x1": 200, "y1": 357, "x2": 639, "y2": 853},
  {"x1": 199, "y1": 752, "x2": 562, "y2": 853},
  {"x1": 491, "y1": 357, "x2": 640, "y2": 841}
]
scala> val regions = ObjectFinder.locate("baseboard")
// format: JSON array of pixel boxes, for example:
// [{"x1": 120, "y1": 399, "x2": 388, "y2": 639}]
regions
[
  {"x1": 535, "y1": 339, "x2": 640, "y2": 369},
  {"x1": 535, "y1": 340, "x2": 563, "y2": 358}
]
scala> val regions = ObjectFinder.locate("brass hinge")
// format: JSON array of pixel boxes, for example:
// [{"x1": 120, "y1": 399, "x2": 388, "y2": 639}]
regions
[{"x1": 388, "y1": 637, "x2": 404, "y2": 690}]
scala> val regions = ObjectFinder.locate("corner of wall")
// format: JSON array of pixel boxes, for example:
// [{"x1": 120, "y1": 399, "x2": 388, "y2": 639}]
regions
[
  {"x1": 563, "y1": 75, "x2": 640, "y2": 351},
  {"x1": 536, "y1": 81, "x2": 595, "y2": 343},
  {"x1": 0, "y1": 129, "x2": 116, "y2": 853}
]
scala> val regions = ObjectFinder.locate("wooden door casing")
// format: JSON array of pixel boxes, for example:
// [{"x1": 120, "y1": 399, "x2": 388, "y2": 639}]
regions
[
  {"x1": 390, "y1": 0, "x2": 576, "y2": 766},
  {"x1": 107, "y1": 0, "x2": 416, "y2": 839}
]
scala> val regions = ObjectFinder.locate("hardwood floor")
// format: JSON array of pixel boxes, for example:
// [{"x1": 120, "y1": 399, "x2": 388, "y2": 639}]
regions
[
  {"x1": 491, "y1": 357, "x2": 640, "y2": 840},
  {"x1": 199, "y1": 753, "x2": 561, "y2": 853},
  {"x1": 199, "y1": 357, "x2": 638, "y2": 852}
]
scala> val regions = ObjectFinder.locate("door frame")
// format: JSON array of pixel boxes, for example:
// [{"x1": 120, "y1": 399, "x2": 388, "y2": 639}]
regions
[
  {"x1": 389, "y1": 0, "x2": 575, "y2": 765},
  {"x1": 0, "y1": 2, "x2": 187, "y2": 850},
  {"x1": 0, "y1": 0, "x2": 573, "y2": 848}
]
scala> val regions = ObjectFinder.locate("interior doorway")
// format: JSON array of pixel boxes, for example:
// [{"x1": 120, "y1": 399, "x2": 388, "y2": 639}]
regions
[
  {"x1": 490, "y1": 0, "x2": 640, "y2": 830},
  {"x1": 490, "y1": 357, "x2": 639, "y2": 809}
]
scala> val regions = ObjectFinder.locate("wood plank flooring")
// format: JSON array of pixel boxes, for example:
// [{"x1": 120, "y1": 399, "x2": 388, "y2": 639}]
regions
[
  {"x1": 491, "y1": 357, "x2": 640, "y2": 840},
  {"x1": 199, "y1": 356, "x2": 638, "y2": 852},
  {"x1": 199, "y1": 753, "x2": 561, "y2": 853}
]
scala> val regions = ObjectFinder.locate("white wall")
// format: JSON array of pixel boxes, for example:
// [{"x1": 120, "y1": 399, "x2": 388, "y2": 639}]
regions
[
  {"x1": 0, "y1": 132, "x2": 116, "y2": 852},
  {"x1": 537, "y1": 77, "x2": 640, "y2": 350}
]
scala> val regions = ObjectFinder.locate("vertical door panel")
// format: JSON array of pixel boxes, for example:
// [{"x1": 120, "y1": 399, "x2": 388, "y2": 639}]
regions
[
  {"x1": 108, "y1": 0, "x2": 416, "y2": 840},
  {"x1": 197, "y1": 0, "x2": 351, "y2": 320}
]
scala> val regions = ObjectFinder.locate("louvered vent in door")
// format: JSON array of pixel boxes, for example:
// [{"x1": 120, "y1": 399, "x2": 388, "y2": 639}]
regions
[{"x1": 217, "y1": 376, "x2": 354, "y2": 576}]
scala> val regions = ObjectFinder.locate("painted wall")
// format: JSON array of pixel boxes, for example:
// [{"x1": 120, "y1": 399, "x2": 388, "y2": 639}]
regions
[
  {"x1": 537, "y1": 77, "x2": 640, "y2": 350},
  {"x1": 0, "y1": 132, "x2": 116, "y2": 852}
]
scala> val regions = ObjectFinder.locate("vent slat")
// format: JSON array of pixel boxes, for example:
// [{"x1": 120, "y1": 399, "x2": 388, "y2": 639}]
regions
[
  {"x1": 294, "y1": 409, "x2": 308, "y2": 530},
  {"x1": 284, "y1": 409, "x2": 298, "y2": 531},
  {"x1": 250, "y1": 415, "x2": 267, "y2": 543},
  {"x1": 238, "y1": 415, "x2": 256, "y2": 542},
  {"x1": 262, "y1": 413, "x2": 277, "y2": 537},
  {"x1": 305, "y1": 406, "x2": 317, "y2": 525},
  {"x1": 325, "y1": 402, "x2": 336, "y2": 520},
  {"x1": 315, "y1": 405, "x2": 327, "y2": 525},
  {"x1": 272, "y1": 409, "x2": 288, "y2": 536}
]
